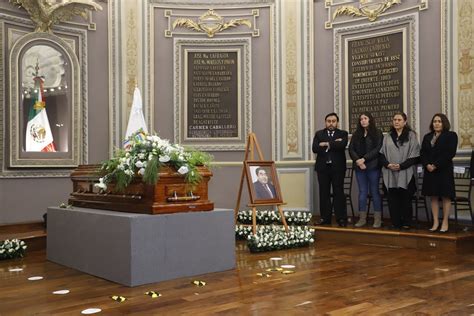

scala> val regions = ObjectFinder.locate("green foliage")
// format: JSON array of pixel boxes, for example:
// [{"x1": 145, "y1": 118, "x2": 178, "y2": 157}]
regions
[
  {"x1": 0, "y1": 239, "x2": 27, "y2": 260},
  {"x1": 143, "y1": 156, "x2": 160, "y2": 185},
  {"x1": 97, "y1": 131, "x2": 213, "y2": 191}
]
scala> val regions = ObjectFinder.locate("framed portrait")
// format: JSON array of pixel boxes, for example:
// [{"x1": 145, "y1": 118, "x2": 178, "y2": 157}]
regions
[{"x1": 245, "y1": 161, "x2": 283, "y2": 204}]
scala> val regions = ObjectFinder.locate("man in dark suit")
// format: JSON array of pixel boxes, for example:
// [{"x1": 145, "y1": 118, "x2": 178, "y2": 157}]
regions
[
  {"x1": 253, "y1": 167, "x2": 277, "y2": 199},
  {"x1": 312, "y1": 112, "x2": 349, "y2": 226}
]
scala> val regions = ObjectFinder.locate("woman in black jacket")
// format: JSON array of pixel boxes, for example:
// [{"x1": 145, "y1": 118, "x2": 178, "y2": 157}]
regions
[
  {"x1": 421, "y1": 113, "x2": 458, "y2": 233},
  {"x1": 349, "y1": 112, "x2": 384, "y2": 227}
]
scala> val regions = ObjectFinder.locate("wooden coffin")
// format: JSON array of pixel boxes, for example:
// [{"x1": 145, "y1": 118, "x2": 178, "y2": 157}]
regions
[{"x1": 68, "y1": 164, "x2": 214, "y2": 214}]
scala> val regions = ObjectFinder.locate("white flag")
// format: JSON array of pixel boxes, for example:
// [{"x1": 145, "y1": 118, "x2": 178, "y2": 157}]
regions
[
  {"x1": 26, "y1": 108, "x2": 55, "y2": 152},
  {"x1": 124, "y1": 87, "x2": 148, "y2": 144}
]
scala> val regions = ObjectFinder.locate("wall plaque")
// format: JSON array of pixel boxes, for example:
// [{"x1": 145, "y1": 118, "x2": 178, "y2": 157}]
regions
[
  {"x1": 347, "y1": 32, "x2": 403, "y2": 132},
  {"x1": 174, "y1": 38, "x2": 251, "y2": 151},
  {"x1": 187, "y1": 51, "x2": 238, "y2": 139}
]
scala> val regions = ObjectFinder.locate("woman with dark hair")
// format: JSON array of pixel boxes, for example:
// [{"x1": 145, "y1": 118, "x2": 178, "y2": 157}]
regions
[
  {"x1": 380, "y1": 112, "x2": 420, "y2": 229},
  {"x1": 349, "y1": 112, "x2": 384, "y2": 227},
  {"x1": 421, "y1": 113, "x2": 458, "y2": 233}
]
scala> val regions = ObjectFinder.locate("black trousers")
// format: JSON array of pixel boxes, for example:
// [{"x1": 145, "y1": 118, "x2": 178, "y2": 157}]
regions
[
  {"x1": 317, "y1": 165, "x2": 347, "y2": 222},
  {"x1": 387, "y1": 178, "x2": 415, "y2": 227}
]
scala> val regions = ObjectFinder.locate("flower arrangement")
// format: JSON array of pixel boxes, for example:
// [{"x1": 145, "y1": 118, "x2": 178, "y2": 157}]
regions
[
  {"x1": 243, "y1": 226, "x2": 315, "y2": 253},
  {"x1": 0, "y1": 239, "x2": 27, "y2": 260},
  {"x1": 237, "y1": 209, "x2": 312, "y2": 226},
  {"x1": 235, "y1": 209, "x2": 315, "y2": 252},
  {"x1": 97, "y1": 131, "x2": 213, "y2": 191}
]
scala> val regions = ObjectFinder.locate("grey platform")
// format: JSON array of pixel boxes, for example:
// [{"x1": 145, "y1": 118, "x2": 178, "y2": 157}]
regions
[{"x1": 47, "y1": 207, "x2": 235, "y2": 287}]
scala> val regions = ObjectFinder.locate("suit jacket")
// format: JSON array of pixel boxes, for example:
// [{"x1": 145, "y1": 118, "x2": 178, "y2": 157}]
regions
[
  {"x1": 312, "y1": 128, "x2": 348, "y2": 172},
  {"x1": 253, "y1": 181, "x2": 277, "y2": 199}
]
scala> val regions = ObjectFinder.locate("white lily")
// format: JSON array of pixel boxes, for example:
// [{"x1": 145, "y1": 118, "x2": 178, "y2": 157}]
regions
[
  {"x1": 177, "y1": 166, "x2": 189, "y2": 174},
  {"x1": 94, "y1": 177, "x2": 107, "y2": 190},
  {"x1": 159, "y1": 155, "x2": 170, "y2": 163}
]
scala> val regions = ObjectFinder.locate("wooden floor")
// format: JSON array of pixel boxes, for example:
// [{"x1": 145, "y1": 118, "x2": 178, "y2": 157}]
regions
[{"x1": 2, "y1": 239, "x2": 474, "y2": 315}]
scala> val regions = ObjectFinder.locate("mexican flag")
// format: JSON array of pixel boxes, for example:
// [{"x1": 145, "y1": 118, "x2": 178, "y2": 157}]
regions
[{"x1": 25, "y1": 75, "x2": 56, "y2": 152}]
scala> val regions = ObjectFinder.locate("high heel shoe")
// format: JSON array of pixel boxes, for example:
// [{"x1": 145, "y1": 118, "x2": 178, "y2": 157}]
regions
[
  {"x1": 439, "y1": 226, "x2": 449, "y2": 233},
  {"x1": 429, "y1": 223, "x2": 439, "y2": 232}
]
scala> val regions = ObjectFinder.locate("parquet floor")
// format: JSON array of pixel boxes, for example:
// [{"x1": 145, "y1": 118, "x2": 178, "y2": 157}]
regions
[{"x1": 1, "y1": 240, "x2": 474, "y2": 315}]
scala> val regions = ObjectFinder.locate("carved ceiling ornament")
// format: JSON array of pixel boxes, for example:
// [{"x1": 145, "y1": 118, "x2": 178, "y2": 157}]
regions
[
  {"x1": 333, "y1": 0, "x2": 402, "y2": 22},
  {"x1": 172, "y1": 9, "x2": 251, "y2": 38},
  {"x1": 10, "y1": 0, "x2": 103, "y2": 33}
]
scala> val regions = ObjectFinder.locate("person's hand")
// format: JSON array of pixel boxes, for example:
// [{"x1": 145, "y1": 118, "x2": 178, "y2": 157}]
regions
[
  {"x1": 359, "y1": 163, "x2": 367, "y2": 170},
  {"x1": 388, "y1": 163, "x2": 400, "y2": 171},
  {"x1": 356, "y1": 158, "x2": 365, "y2": 166},
  {"x1": 319, "y1": 142, "x2": 329, "y2": 147},
  {"x1": 335, "y1": 138, "x2": 342, "y2": 142},
  {"x1": 427, "y1": 164, "x2": 436, "y2": 172}
]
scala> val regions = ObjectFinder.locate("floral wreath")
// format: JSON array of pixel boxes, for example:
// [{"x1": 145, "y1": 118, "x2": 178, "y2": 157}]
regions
[{"x1": 96, "y1": 130, "x2": 213, "y2": 191}]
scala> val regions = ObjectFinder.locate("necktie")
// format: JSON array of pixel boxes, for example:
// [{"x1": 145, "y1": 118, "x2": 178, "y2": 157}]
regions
[
  {"x1": 265, "y1": 184, "x2": 273, "y2": 198},
  {"x1": 327, "y1": 130, "x2": 333, "y2": 164}
]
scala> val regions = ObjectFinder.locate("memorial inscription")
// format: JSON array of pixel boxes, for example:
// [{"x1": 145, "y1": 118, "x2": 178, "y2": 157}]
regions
[
  {"x1": 348, "y1": 32, "x2": 403, "y2": 132},
  {"x1": 187, "y1": 51, "x2": 239, "y2": 139}
]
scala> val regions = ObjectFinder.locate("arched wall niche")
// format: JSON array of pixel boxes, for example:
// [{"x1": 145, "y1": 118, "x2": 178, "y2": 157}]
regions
[{"x1": 4, "y1": 31, "x2": 85, "y2": 176}]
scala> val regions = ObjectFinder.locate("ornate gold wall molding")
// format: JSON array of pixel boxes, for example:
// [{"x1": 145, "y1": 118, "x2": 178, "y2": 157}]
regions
[
  {"x1": 282, "y1": 0, "x2": 299, "y2": 157},
  {"x1": 108, "y1": 0, "x2": 144, "y2": 154},
  {"x1": 325, "y1": 0, "x2": 427, "y2": 29},
  {"x1": 441, "y1": 0, "x2": 474, "y2": 150},
  {"x1": 457, "y1": 0, "x2": 473, "y2": 148},
  {"x1": 333, "y1": 0, "x2": 402, "y2": 23},
  {"x1": 275, "y1": 0, "x2": 313, "y2": 161},
  {"x1": 169, "y1": 9, "x2": 254, "y2": 38},
  {"x1": 9, "y1": 0, "x2": 102, "y2": 33},
  {"x1": 126, "y1": 9, "x2": 138, "y2": 110}
]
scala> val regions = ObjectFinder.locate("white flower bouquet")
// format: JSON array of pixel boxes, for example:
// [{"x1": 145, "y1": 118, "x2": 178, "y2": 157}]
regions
[
  {"x1": 0, "y1": 239, "x2": 27, "y2": 260},
  {"x1": 97, "y1": 130, "x2": 213, "y2": 191},
  {"x1": 236, "y1": 209, "x2": 312, "y2": 226},
  {"x1": 245, "y1": 226, "x2": 315, "y2": 253}
]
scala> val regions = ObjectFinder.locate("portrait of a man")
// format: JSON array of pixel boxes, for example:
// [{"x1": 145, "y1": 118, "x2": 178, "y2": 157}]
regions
[{"x1": 252, "y1": 167, "x2": 277, "y2": 200}]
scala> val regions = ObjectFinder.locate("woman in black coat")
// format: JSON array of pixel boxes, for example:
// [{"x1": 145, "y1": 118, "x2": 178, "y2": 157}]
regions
[
  {"x1": 349, "y1": 112, "x2": 384, "y2": 228},
  {"x1": 421, "y1": 113, "x2": 458, "y2": 233}
]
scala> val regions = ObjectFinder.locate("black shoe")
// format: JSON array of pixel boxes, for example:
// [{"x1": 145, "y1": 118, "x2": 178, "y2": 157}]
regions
[
  {"x1": 389, "y1": 224, "x2": 401, "y2": 230},
  {"x1": 401, "y1": 225, "x2": 411, "y2": 230},
  {"x1": 429, "y1": 222, "x2": 440, "y2": 232},
  {"x1": 439, "y1": 225, "x2": 449, "y2": 233},
  {"x1": 316, "y1": 219, "x2": 331, "y2": 226},
  {"x1": 337, "y1": 220, "x2": 347, "y2": 227}
]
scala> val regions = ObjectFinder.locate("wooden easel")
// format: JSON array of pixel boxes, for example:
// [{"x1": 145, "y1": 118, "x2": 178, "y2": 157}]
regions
[{"x1": 234, "y1": 133, "x2": 289, "y2": 235}]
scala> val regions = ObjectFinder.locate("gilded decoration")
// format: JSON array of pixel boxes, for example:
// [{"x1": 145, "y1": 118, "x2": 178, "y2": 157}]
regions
[
  {"x1": 325, "y1": 0, "x2": 428, "y2": 29},
  {"x1": 10, "y1": 0, "x2": 103, "y2": 33},
  {"x1": 457, "y1": 0, "x2": 474, "y2": 148},
  {"x1": 333, "y1": 0, "x2": 401, "y2": 22},
  {"x1": 284, "y1": 3, "x2": 299, "y2": 155},
  {"x1": 126, "y1": 9, "x2": 138, "y2": 109},
  {"x1": 172, "y1": 9, "x2": 251, "y2": 38}
]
